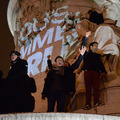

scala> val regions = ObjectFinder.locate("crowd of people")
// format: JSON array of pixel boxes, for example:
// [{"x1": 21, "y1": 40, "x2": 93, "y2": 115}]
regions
[
  {"x1": 0, "y1": 29, "x2": 107, "y2": 113},
  {"x1": 41, "y1": 31, "x2": 107, "y2": 112},
  {"x1": 3, "y1": 0, "x2": 120, "y2": 112}
]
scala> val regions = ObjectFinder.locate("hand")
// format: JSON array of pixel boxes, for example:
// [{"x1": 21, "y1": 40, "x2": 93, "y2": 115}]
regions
[
  {"x1": 79, "y1": 46, "x2": 86, "y2": 55},
  {"x1": 85, "y1": 31, "x2": 91, "y2": 37},
  {"x1": 47, "y1": 55, "x2": 51, "y2": 60}
]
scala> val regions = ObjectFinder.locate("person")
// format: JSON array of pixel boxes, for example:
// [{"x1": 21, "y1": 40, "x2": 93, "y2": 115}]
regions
[
  {"x1": 82, "y1": 42, "x2": 107, "y2": 110},
  {"x1": 0, "y1": 70, "x2": 5, "y2": 113},
  {"x1": 63, "y1": 30, "x2": 90, "y2": 111},
  {"x1": 5, "y1": 51, "x2": 36, "y2": 113},
  {"x1": 21, "y1": 76, "x2": 37, "y2": 112},
  {"x1": 63, "y1": 61, "x2": 76, "y2": 112},
  {"x1": 41, "y1": 46, "x2": 87, "y2": 112}
]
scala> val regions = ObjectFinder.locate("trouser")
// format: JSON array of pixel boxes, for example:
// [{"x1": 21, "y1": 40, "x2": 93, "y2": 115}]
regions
[
  {"x1": 84, "y1": 70, "x2": 100, "y2": 106},
  {"x1": 47, "y1": 91, "x2": 66, "y2": 112},
  {"x1": 64, "y1": 94, "x2": 73, "y2": 112}
]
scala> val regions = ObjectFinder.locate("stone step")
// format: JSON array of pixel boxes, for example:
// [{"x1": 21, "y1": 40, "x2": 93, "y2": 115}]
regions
[
  {"x1": 73, "y1": 103, "x2": 120, "y2": 116},
  {"x1": 0, "y1": 113, "x2": 120, "y2": 120}
]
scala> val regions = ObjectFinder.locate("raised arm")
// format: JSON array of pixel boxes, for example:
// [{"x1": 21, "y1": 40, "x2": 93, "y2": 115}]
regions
[
  {"x1": 82, "y1": 31, "x2": 91, "y2": 46},
  {"x1": 70, "y1": 46, "x2": 86, "y2": 71},
  {"x1": 47, "y1": 55, "x2": 53, "y2": 69},
  {"x1": 70, "y1": 32, "x2": 91, "y2": 72}
]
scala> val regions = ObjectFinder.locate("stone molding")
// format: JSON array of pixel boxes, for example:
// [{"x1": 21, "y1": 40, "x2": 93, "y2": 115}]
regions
[{"x1": 0, "y1": 113, "x2": 120, "y2": 120}]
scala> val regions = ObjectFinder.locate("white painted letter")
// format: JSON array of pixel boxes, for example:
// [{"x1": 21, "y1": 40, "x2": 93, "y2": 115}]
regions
[
  {"x1": 32, "y1": 27, "x2": 54, "y2": 52},
  {"x1": 41, "y1": 46, "x2": 53, "y2": 72},
  {"x1": 54, "y1": 26, "x2": 64, "y2": 42},
  {"x1": 27, "y1": 52, "x2": 42, "y2": 76},
  {"x1": 20, "y1": 44, "x2": 32, "y2": 59}
]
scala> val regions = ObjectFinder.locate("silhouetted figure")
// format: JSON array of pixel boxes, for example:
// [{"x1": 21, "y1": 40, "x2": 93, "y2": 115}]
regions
[
  {"x1": 21, "y1": 75, "x2": 37, "y2": 112},
  {"x1": 63, "y1": 61, "x2": 76, "y2": 112},
  {"x1": 82, "y1": 42, "x2": 107, "y2": 110},
  {"x1": 42, "y1": 46, "x2": 87, "y2": 112},
  {"x1": 0, "y1": 70, "x2": 6, "y2": 114},
  {"x1": 6, "y1": 51, "x2": 36, "y2": 113}
]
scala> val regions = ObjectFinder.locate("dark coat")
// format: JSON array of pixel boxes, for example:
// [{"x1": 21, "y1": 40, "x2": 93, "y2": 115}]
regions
[
  {"x1": 5, "y1": 58, "x2": 36, "y2": 112},
  {"x1": 83, "y1": 51, "x2": 107, "y2": 74},
  {"x1": 42, "y1": 36, "x2": 88, "y2": 97},
  {"x1": 6, "y1": 58, "x2": 28, "y2": 96},
  {"x1": 42, "y1": 54, "x2": 84, "y2": 97},
  {"x1": 7, "y1": 58, "x2": 28, "y2": 80}
]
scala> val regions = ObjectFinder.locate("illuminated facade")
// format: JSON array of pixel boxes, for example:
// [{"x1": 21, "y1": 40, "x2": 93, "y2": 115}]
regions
[{"x1": 7, "y1": 0, "x2": 120, "y2": 115}]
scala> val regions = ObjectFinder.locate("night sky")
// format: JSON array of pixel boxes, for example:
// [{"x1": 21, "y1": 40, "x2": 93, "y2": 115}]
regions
[{"x1": 0, "y1": 0, "x2": 15, "y2": 77}]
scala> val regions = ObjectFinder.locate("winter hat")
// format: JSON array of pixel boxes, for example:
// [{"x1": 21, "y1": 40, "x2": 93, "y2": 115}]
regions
[{"x1": 10, "y1": 51, "x2": 21, "y2": 57}]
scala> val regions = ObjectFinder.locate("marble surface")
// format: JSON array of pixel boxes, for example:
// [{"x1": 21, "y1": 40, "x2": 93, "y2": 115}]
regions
[{"x1": 0, "y1": 113, "x2": 120, "y2": 120}]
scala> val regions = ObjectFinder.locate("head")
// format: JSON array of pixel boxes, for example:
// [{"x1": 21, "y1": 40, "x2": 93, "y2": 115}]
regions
[
  {"x1": 102, "y1": 1, "x2": 120, "y2": 21},
  {"x1": 10, "y1": 51, "x2": 21, "y2": 61},
  {"x1": 89, "y1": 42, "x2": 98, "y2": 53},
  {"x1": 55, "y1": 56, "x2": 64, "y2": 67}
]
